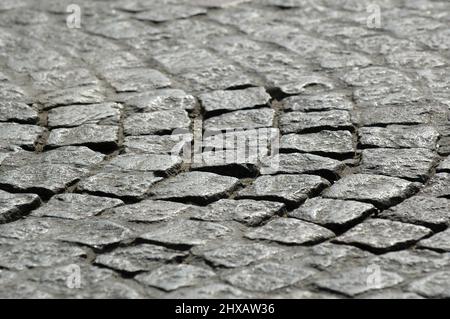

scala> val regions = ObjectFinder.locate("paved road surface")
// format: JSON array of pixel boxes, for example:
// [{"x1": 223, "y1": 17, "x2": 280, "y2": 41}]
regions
[{"x1": 0, "y1": 0, "x2": 449, "y2": 298}]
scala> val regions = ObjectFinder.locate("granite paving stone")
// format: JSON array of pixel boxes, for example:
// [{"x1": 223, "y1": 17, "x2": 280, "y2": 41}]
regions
[
  {"x1": 139, "y1": 219, "x2": 233, "y2": 247},
  {"x1": 52, "y1": 219, "x2": 135, "y2": 249},
  {"x1": 134, "y1": 5, "x2": 207, "y2": 23},
  {"x1": 105, "y1": 154, "x2": 183, "y2": 174},
  {"x1": 408, "y1": 271, "x2": 450, "y2": 298},
  {"x1": 359, "y1": 125, "x2": 440, "y2": 149},
  {"x1": 245, "y1": 218, "x2": 335, "y2": 245},
  {"x1": 236, "y1": 174, "x2": 330, "y2": 205},
  {"x1": 0, "y1": 241, "x2": 87, "y2": 271},
  {"x1": 334, "y1": 219, "x2": 432, "y2": 252},
  {"x1": 204, "y1": 108, "x2": 275, "y2": 133},
  {"x1": 199, "y1": 87, "x2": 271, "y2": 115},
  {"x1": 260, "y1": 153, "x2": 346, "y2": 177},
  {"x1": 102, "y1": 68, "x2": 171, "y2": 93},
  {"x1": 280, "y1": 131, "x2": 355, "y2": 157},
  {"x1": 47, "y1": 103, "x2": 122, "y2": 128},
  {"x1": 0, "y1": 190, "x2": 41, "y2": 223},
  {"x1": 289, "y1": 198, "x2": 376, "y2": 231},
  {"x1": 437, "y1": 156, "x2": 450, "y2": 173},
  {"x1": 190, "y1": 149, "x2": 260, "y2": 177},
  {"x1": 124, "y1": 110, "x2": 190, "y2": 136},
  {"x1": 0, "y1": 164, "x2": 89, "y2": 198},
  {"x1": 192, "y1": 242, "x2": 284, "y2": 268},
  {"x1": 420, "y1": 173, "x2": 450, "y2": 198},
  {"x1": 222, "y1": 261, "x2": 315, "y2": 292},
  {"x1": 47, "y1": 124, "x2": 119, "y2": 149},
  {"x1": 368, "y1": 249, "x2": 450, "y2": 277},
  {"x1": 150, "y1": 172, "x2": 239, "y2": 204},
  {"x1": 0, "y1": 146, "x2": 105, "y2": 168},
  {"x1": 322, "y1": 174, "x2": 419, "y2": 208},
  {"x1": 121, "y1": 89, "x2": 196, "y2": 112},
  {"x1": 77, "y1": 171, "x2": 163, "y2": 199},
  {"x1": 190, "y1": 199, "x2": 285, "y2": 226},
  {"x1": 380, "y1": 196, "x2": 450, "y2": 229},
  {"x1": 417, "y1": 229, "x2": 450, "y2": 252},
  {"x1": 95, "y1": 244, "x2": 188, "y2": 273},
  {"x1": 280, "y1": 110, "x2": 353, "y2": 134},
  {"x1": 281, "y1": 92, "x2": 354, "y2": 112},
  {"x1": 315, "y1": 267, "x2": 404, "y2": 297},
  {"x1": 30, "y1": 193, "x2": 124, "y2": 220},
  {"x1": 123, "y1": 134, "x2": 193, "y2": 155},
  {"x1": 0, "y1": 123, "x2": 45, "y2": 149},
  {"x1": 360, "y1": 148, "x2": 438, "y2": 182},
  {"x1": 135, "y1": 264, "x2": 215, "y2": 291},
  {"x1": 0, "y1": 0, "x2": 448, "y2": 299},
  {"x1": 105, "y1": 200, "x2": 192, "y2": 223},
  {"x1": 0, "y1": 101, "x2": 39, "y2": 124},
  {"x1": 38, "y1": 86, "x2": 106, "y2": 110},
  {"x1": 355, "y1": 104, "x2": 443, "y2": 126}
]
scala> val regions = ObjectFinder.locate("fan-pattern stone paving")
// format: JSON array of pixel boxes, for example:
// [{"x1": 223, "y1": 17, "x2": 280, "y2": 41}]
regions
[{"x1": 0, "y1": 0, "x2": 449, "y2": 299}]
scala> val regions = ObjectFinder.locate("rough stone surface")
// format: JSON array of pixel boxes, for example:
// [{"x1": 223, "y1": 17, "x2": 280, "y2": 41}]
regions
[
  {"x1": 245, "y1": 218, "x2": 335, "y2": 245},
  {"x1": 47, "y1": 103, "x2": 121, "y2": 128},
  {"x1": 322, "y1": 174, "x2": 419, "y2": 208},
  {"x1": 260, "y1": 153, "x2": 346, "y2": 176},
  {"x1": 150, "y1": 172, "x2": 239, "y2": 204},
  {"x1": 105, "y1": 154, "x2": 183, "y2": 174},
  {"x1": 223, "y1": 261, "x2": 315, "y2": 292},
  {"x1": 191, "y1": 199, "x2": 285, "y2": 226},
  {"x1": 282, "y1": 92, "x2": 354, "y2": 112},
  {"x1": 1, "y1": 147, "x2": 105, "y2": 168},
  {"x1": 438, "y1": 156, "x2": 450, "y2": 173},
  {"x1": 77, "y1": 171, "x2": 163, "y2": 199},
  {"x1": 52, "y1": 219, "x2": 134, "y2": 249},
  {"x1": 289, "y1": 198, "x2": 376, "y2": 231},
  {"x1": 135, "y1": 265, "x2": 215, "y2": 291},
  {"x1": 106, "y1": 200, "x2": 192, "y2": 223},
  {"x1": 0, "y1": 190, "x2": 41, "y2": 223},
  {"x1": 0, "y1": 241, "x2": 87, "y2": 271},
  {"x1": 0, "y1": 164, "x2": 88, "y2": 197},
  {"x1": 408, "y1": 271, "x2": 450, "y2": 298},
  {"x1": 334, "y1": 219, "x2": 432, "y2": 252},
  {"x1": 38, "y1": 86, "x2": 105, "y2": 110},
  {"x1": 121, "y1": 89, "x2": 196, "y2": 112},
  {"x1": 315, "y1": 267, "x2": 404, "y2": 297},
  {"x1": 417, "y1": 229, "x2": 450, "y2": 252},
  {"x1": 204, "y1": 108, "x2": 275, "y2": 132},
  {"x1": 359, "y1": 125, "x2": 440, "y2": 149},
  {"x1": 0, "y1": 123, "x2": 45, "y2": 149},
  {"x1": 199, "y1": 87, "x2": 271, "y2": 114},
  {"x1": 192, "y1": 242, "x2": 284, "y2": 268},
  {"x1": 95, "y1": 244, "x2": 188, "y2": 273},
  {"x1": 380, "y1": 196, "x2": 450, "y2": 229},
  {"x1": 360, "y1": 148, "x2": 438, "y2": 181},
  {"x1": 102, "y1": 68, "x2": 171, "y2": 92},
  {"x1": 0, "y1": 101, "x2": 39, "y2": 124},
  {"x1": 280, "y1": 131, "x2": 355, "y2": 156},
  {"x1": 1, "y1": 0, "x2": 449, "y2": 299},
  {"x1": 124, "y1": 110, "x2": 190, "y2": 136},
  {"x1": 30, "y1": 194, "x2": 124, "y2": 220},
  {"x1": 47, "y1": 125, "x2": 119, "y2": 149},
  {"x1": 421, "y1": 173, "x2": 450, "y2": 198},
  {"x1": 139, "y1": 219, "x2": 233, "y2": 247},
  {"x1": 123, "y1": 134, "x2": 192, "y2": 155},
  {"x1": 280, "y1": 110, "x2": 353, "y2": 134},
  {"x1": 355, "y1": 104, "x2": 442, "y2": 126},
  {"x1": 237, "y1": 174, "x2": 330, "y2": 205}
]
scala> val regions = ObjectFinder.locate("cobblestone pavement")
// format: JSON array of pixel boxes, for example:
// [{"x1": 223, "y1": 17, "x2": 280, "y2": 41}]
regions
[{"x1": 0, "y1": 0, "x2": 449, "y2": 299}]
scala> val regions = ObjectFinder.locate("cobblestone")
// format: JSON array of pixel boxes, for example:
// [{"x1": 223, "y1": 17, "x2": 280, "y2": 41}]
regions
[{"x1": 1, "y1": 0, "x2": 449, "y2": 299}]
